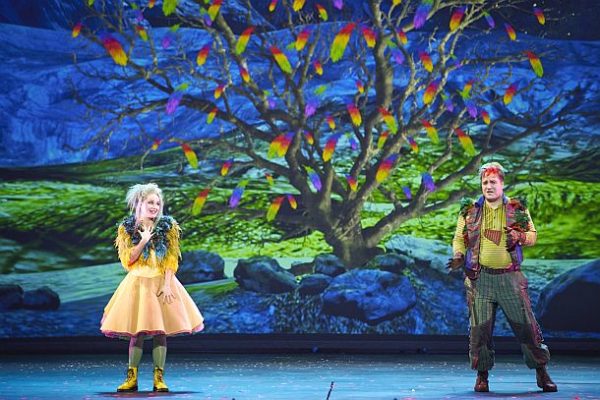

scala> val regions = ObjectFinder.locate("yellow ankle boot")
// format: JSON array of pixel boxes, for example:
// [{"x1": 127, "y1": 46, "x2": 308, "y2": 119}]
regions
[
  {"x1": 117, "y1": 367, "x2": 138, "y2": 392},
  {"x1": 153, "y1": 367, "x2": 169, "y2": 392}
]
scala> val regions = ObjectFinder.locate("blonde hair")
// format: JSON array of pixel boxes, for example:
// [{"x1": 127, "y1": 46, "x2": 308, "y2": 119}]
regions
[{"x1": 125, "y1": 183, "x2": 164, "y2": 226}]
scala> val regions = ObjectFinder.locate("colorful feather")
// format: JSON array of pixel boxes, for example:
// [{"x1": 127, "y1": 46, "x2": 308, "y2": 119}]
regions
[
  {"x1": 450, "y1": 7, "x2": 465, "y2": 32},
  {"x1": 392, "y1": 0, "x2": 402, "y2": 5},
  {"x1": 347, "y1": 103, "x2": 362, "y2": 126},
  {"x1": 377, "y1": 131, "x2": 389, "y2": 149},
  {"x1": 504, "y1": 23, "x2": 517, "y2": 41},
  {"x1": 197, "y1": 44, "x2": 210, "y2": 66},
  {"x1": 533, "y1": 7, "x2": 545, "y2": 25},
  {"x1": 148, "y1": 0, "x2": 156, "y2": 8},
  {"x1": 293, "y1": 0, "x2": 306, "y2": 12},
  {"x1": 208, "y1": 0, "x2": 222, "y2": 21},
  {"x1": 361, "y1": 25, "x2": 377, "y2": 48},
  {"x1": 440, "y1": 93, "x2": 453, "y2": 113},
  {"x1": 287, "y1": 194, "x2": 298, "y2": 209},
  {"x1": 465, "y1": 100, "x2": 478, "y2": 119},
  {"x1": 346, "y1": 175, "x2": 358, "y2": 192},
  {"x1": 279, "y1": 132, "x2": 295, "y2": 157},
  {"x1": 166, "y1": 91, "x2": 183, "y2": 115},
  {"x1": 333, "y1": 0, "x2": 343, "y2": 10},
  {"x1": 378, "y1": 107, "x2": 398, "y2": 134},
  {"x1": 162, "y1": 0, "x2": 178, "y2": 16},
  {"x1": 396, "y1": 28, "x2": 408, "y2": 45},
  {"x1": 392, "y1": 49, "x2": 405, "y2": 65},
  {"x1": 239, "y1": 64, "x2": 250, "y2": 83},
  {"x1": 504, "y1": 82, "x2": 518, "y2": 105},
  {"x1": 305, "y1": 98, "x2": 318, "y2": 117},
  {"x1": 454, "y1": 127, "x2": 476, "y2": 156},
  {"x1": 419, "y1": 51, "x2": 433, "y2": 73},
  {"x1": 422, "y1": 173, "x2": 435, "y2": 192},
  {"x1": 72, "y1": 22, "x2": 82, "y2": 38},
  {"x1": 354, "y1": 79, "x2": 365, "y2": 94},
  {"x1": 265, "y1": 173, "x2": 275, "y2": 186},
  {"x1": 296, "y1": 27, "x2": 311, "y2": 51},
  {"x1": 413, "y1": 0, "x2": 433, "y2": 29},
  {"x1": 323, "y1": 134, "x2": 341, "y2": 162},
  {"x1": 214, "y1": 83, "x2": 226, "y2": 99},
  {"x1": 314, "y1": 85, "x2": 328, "y2": 96},
  {"x1": 192, "y1": 188, "x2": 210, "y2": 216},
  {"x1": 408, "y1": 136, "x2": 419, "y2": 153},
  {"x1": 376, "y1": 154, "x2": 399, "y2": 183},
  {"x1": 266, "y1": 196, "x2": 285, "y2": 221},
  {"x1": 229, "y1": 183, "x2": 246, "y2": 209},
  {"x1": 207, "y1": 107, "x2": 217, "y2": 124},
  {"x1": 458, "y1": 79, "x2": 474, "y2": 99},
  {"x1": 347, "y1": 135, "x2": 358, "y2": 151},
  {"x1": 270, "y1": 46, "x2": 292, "y2": 74},
  {"x1": 421, "y1": 120, "x2": 439, "y2": 144},
  {"x1": 330, "y1": 22, "x2": 356, "y2": 62},
  {"x1": 481, "y1": 110, "x2": 491, "y2": 125},
  {"x1": 220, "y1": 159, "x2": 233, "y2": 176},
  {"x1": 135, "y1": 25, "x2": 148, "y2": 41},
  {"x1": 313, "y1": 60, "x2": 323, "y2": 75},
  {"x1": 268, "y1": 0, "x2": 278, "y2": 12},
  {"x1": 483, "y1": 12, "x2": 495, "y2": 29},
  {"x1": 524, "y1": 50, "x2": 543, "y2": 78},
  {"x1": 306, "y1": 167, "x2": 322, "y2": 192},
  {"x1": 236, "y1": 26, "x2": 254, "y2": 55},
  {"x1": 316, "y1": 4, "x2": 328, "y2": 21},
  {"x1": 402, "y1": 186, "x2": 412, "y2": 200},
  {"x1": 181, "y1": 143, "x2": 198, "y2": 168},
  {"x1": 326, "y1": 115, "x2": 336, "y2": 130},
  {"x1": 304, "y1": 131, "x2": 315, "y2": 145},
  {"x1": 423, "y1": 80, "x2": 439, "y2": 105},
  {"x1": 101, "y1": 34, "x2": 128, "y2": 66},
  {"x1": 151, "y1": 139, "x2": 162, "y2": 151},
  {"x1": 161, "y1": 32, "x2": 173, "y2": 49}
]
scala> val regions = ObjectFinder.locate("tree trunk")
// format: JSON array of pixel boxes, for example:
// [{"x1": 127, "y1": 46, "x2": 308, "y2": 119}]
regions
[{"x1": 324, "y1": 225, "x2": 383, "y2": 268}]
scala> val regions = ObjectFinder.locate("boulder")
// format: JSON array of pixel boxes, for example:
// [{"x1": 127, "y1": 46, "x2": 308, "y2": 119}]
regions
[
  {"x1": 22, "y1": 286, "x2": 60, "y2": 310},
  {"x1": 298, "y1": 274, "x2": 332, "y2": 296},
  {"x1": 314, "y1": 254, "x2": 346, "y2": 277},
  {"x1": 178, "y1": 250, "x2": 225, "y2": 284},
  {"x1": 369, "y1": 253, "x2": 415, "y2": 274},
  {"x1": 385, "y1": 235, "x2": 454, "y2": 276},
  {"x1": 0, "y1": 284, "x2": 24, "y2": 310},
  {"x1": 537, "y1": 259, "x2": 600, "y2": 332},
  {"x1": 322, "y1": 269, "x2": 417, "y2": 325},
  {"x1": 234, "y1": 256, "x2": 298, "y2": 294}
]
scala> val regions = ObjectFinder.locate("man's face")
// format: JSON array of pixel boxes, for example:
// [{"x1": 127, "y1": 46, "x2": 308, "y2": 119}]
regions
[{"x1": 481, "y1": 173, "x2": 504, "y2": 202}]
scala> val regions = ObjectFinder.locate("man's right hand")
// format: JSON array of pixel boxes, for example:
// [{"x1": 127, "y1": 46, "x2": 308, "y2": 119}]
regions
[{"x1": 447, "y1": 254, "x2": 465, "y2": 271}]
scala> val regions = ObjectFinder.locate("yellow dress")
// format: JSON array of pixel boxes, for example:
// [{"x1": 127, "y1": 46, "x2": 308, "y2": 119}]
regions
[{"x1": 100, "y1": 217, "x2": 204, "y2": 338}]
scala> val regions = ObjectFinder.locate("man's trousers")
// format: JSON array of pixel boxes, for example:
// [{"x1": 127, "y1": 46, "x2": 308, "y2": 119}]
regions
[{"x1": 465, "y1": 269, "x2": 551, "y2": 371}]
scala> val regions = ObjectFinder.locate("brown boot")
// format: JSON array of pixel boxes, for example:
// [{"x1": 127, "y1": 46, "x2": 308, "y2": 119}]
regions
[
  {"x1": 536, "y1": 366, "x2": 558, "y2": 392},
  {"x1": 474, "y1": 370, "x2": 489, "y2": 392}
]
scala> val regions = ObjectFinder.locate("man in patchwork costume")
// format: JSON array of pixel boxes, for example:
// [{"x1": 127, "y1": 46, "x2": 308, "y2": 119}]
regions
[{"x1": 449, "y1": 162, "x2": 557, "y2": 393}]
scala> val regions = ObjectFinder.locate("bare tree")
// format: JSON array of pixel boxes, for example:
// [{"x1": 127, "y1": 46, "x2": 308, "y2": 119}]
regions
[{"x1": 72, "y1": 0, "x2": 577, "y2": 266}]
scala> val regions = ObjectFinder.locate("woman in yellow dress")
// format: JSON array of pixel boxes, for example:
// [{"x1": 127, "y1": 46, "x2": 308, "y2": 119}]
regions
[{"x1": 101, "y1": 183, "x2": 204, "y2": 392}]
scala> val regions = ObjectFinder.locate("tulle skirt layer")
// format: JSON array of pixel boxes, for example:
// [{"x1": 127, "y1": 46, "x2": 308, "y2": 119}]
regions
[{"x1": 100, "y1": 273, "x2": 204, "y2": 339}]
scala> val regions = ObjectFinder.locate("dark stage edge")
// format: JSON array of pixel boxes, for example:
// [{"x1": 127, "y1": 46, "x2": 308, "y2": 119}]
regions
[
  {"x1": 1, "y1": 334, "x2": 599, "y2": 355},
  {"x1": 1, "y1": 353, "x2": 599, "y2": 399}
]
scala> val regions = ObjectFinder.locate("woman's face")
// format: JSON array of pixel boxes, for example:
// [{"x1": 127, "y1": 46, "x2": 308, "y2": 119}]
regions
[{"x1": 140, "y1": 193, "x2": 161, "y2": 221}]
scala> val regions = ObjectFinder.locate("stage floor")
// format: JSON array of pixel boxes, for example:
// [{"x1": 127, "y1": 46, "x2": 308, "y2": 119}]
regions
[{"x1": 1, "y1": 353, "x2": 599, "y2": 399}]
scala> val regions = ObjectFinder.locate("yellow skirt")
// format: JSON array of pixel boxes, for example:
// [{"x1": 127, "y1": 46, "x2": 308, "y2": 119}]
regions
[{"x1": 100, "y1": 273, "x2": 204, "y2": 339}]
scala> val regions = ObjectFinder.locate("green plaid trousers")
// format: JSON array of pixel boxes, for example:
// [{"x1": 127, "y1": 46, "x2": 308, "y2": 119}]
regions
[{"x1": 464, "y1": 269, "x2": 550, "y2": 371}]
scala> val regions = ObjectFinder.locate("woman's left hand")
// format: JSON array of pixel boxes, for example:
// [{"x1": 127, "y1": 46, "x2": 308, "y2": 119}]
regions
[{"x1": 157, "y1": 285, "x2": 176, "y2": 304}]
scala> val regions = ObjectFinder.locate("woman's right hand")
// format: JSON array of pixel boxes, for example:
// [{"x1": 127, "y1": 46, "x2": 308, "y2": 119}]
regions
[{"x1": 138, "y1": 223, "x2": 154, "y2": 243}]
